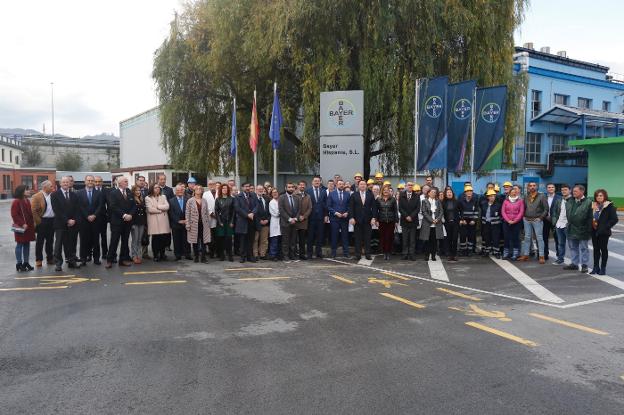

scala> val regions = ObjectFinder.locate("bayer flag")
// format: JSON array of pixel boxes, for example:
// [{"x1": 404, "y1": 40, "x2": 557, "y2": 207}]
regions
[
  {"x1": 447, "y1": 80, "x2": 476, "y2": 173},
  {"x1": 417, "y1": 76, "x2": 448, "y2": 170},
  {"x1": 474, "y1": 85, "x2": 507, "y2": 171},
  {"x1": 269, "y1": 88, "x2": 283, "y2": 150},
  {"x1": 230, "y1": 100, "x2": 237, "y2": 157}
]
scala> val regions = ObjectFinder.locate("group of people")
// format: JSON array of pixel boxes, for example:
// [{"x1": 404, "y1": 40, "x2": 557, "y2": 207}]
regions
[{"x1": 10, "y1": 171, "x2": 619, "y2": 276}]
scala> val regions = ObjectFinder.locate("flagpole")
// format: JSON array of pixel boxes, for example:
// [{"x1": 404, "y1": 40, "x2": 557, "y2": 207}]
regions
[
  {"x1": 234, "y1": 97, "x2": 240, "y2": 188},
  {"x1": 470, "y1": 87, "x2": 477, "y2": 185},
  {"x1": 273, "y1": 82, "x2": 277, "y2": 188},
  {"x1": 254, "y1": 89, "x2": 258, "y2": 187},
  {"x1": 413, "y1": 78, "x2": 420, "y2": 182}
]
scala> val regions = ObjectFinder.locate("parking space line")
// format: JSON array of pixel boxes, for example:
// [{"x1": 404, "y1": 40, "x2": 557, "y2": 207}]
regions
[
  {"x1": 237, "y1": 277, "x2": 291, "y2": 281},
  {"x1": 381, "y1": 271, "x2": 410, "y2": 280},
  {"x1": 379, "y1": 292, "x2": 425, "y2": 309},
  {"x1": 437, "y1": 287, "x2": 482, "y2": 301},
  {"x1": 490, "y1": 257, "x2": 564, "y2": 303},
  {"x1": 124, "y1": 280, "x2": 187, "y2": 285},
  {"x1": 465, "y1": 322, "x2": 538, "y2": 347},
  {"x1": 559, "y1": 293, "x2": 624, "y2": 309},
  {"x1": 528, "y1": 312, "x2": 608, "y2": 335},
  {"x1": 0, "y1": 286, "x2": 69, "y2": 292},
  {"x1": 331, "y1": 275, "x2": 355, "y2": 284},
  {"x1": 224, "y1": 267, "x2": 273, "y2": 271},
  {"x1": 587, "y1": 245, "x2": 624, "y2": 262},
  {"x1": 123, "y1": 270, "x2": 178, "y2": 275},
  {"x1": 427, "y1": 259, "x2": 450, "y2": 281},
  {"x1": 549, "y1": 249, "x2": 624, "y2": 292},
  {"x1": 15, "y1": 275, "x2": 76, "y2": 280}
]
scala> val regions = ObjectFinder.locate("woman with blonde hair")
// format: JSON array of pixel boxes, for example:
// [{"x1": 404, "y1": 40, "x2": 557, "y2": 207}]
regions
[
  {"x1": 186, "y1": 185, "x2": 211, "y2": 263},
  {"x1": 129, "y1": 185, "x2": 147, "y2": 264},
  {"x1": 145, "y1": 184, "x2": 170, "y2": 261}
]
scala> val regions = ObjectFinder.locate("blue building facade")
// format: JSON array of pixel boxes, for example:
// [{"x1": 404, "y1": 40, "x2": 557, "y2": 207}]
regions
[{"x1": 451, "y1": 45, "x2": 624, "y2": 196}]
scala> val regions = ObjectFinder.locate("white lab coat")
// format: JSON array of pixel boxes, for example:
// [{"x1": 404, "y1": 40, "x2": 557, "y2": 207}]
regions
[
  {"x1": 269, "y1": 198, "x2": 281, "y2": 237},
  {"x1": 202, "y1": 190, "x2": 217, "y2": 228}
]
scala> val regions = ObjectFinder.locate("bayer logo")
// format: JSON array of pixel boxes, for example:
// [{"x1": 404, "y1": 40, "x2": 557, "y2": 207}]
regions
[
  {"x1": 481, "y1": 102, "x2": 501, "y2": 123},
  {"x1": 425, "y1": 96, "x2": 443, "y2": 118},
  {"x1": 453, "y1": 99, "x2": 472, "y2": 120}
]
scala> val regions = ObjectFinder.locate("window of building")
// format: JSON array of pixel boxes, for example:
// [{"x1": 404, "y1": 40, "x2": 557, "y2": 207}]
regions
[
  {"x1": 525, "y1": 133, "x2": 542, "y2": 164},
  {"x1": 9, "y1": 150, "x2": 12, "y2": 163},
  {"x1": 3, "y1": 175, "x2": 11, "y2": 191},
  {"x1": 554, "y1": 94, "x2": 569, "y2": 106},
  {"x1": 578, "y1": 97, "x2": 592, "y2": 109},
  {"x1": 602, "y1": 101, "x2": 611, "y2": 112},
  {"x1": 531, "y1": 90, "x2": 542, "y2": 118},
  {"x1": 21, "y1": 175, "x2": 33, "y2": 190},
  {"x1": 15, "y1": 156, "x2": 19, "y2": 165},
  {"x1": 550, "y1": 134, "x2": 568, "y2": 152},
  {"x1": 1, "y1": 149, "x2": 4, "y2": 162},
  {"x1": 37, "y1": 176, "x2": 49, "y2": 188}
]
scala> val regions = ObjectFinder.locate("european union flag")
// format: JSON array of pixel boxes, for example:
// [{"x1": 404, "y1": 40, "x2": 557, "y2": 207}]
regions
[
  {"x1": 269, "y1": 87, "x2": 283, "y2": 150},
  {"x1": 230, "y1": 99, "x2": 236, "y2": 157}
]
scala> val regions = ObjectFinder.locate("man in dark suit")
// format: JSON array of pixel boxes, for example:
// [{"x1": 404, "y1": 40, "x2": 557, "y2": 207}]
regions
[
  {"x1": 544, "y1": 182, "x2": 561, "y2": 261},
  {"x1": 158, "y1": 173, "x2": 175, "y2": 200},
  {"x1": 348, "y1": 180, "x2": 378, "y2": 260},
  {"x1": 169, "y1": 184, "x2": 192, "y2": 260},
  {"x1": 94, "y1": 175, "x2": 110, "y2": 261},
  {"x1": 106, "y1": 176, "x2": 136, "y2": 268},
  {"x1": 51, "y1": 176, "x2": 81, "y2": 271},
  {"x1": 306, "y1": 176, "x2": 328, "y2": 259},
  {"x1": 278, "y1": 182, "x2": 300, "y2": 260},
  {"x1": 77, "y1": 175, "x2": 103, "y2": 265},
  {"x1": 234, "y1": 182, "x2": 258, "y2": 263},
  {"x1": 254, "y1": 185, "x2": 271, "y2": 260},
  {"x1": 398, "y1": 181, "x2": 421, "y2": 260},
  {"x1": 327, "y1": 179, "x2": 351, "y2": 258}
]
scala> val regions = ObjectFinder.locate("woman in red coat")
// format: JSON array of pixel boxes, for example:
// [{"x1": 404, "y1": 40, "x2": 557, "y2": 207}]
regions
[{"x1": 11, "y1": 185, "x2": 36, "y2": 272}]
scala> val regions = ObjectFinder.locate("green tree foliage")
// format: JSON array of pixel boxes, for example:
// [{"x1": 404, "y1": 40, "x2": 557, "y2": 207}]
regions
[
  {"x1": 153, "y1": 0, "x2": 526, "y2": 177},
  {"x1": 56, "y1": 151, "x2": 83, "y2": 171},
  {"x1": 91, "y1": 160, "x2": 109, "y2": 171},
  {"x1": 22, "y1": 145, "x2": 43, "y2": 167}
]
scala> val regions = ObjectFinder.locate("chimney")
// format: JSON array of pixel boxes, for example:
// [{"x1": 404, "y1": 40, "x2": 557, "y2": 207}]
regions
[
  {"x1": 540, "y1": 46, "x2": 551, "y2": 54},
  {"x1": 557, "y1": 50, "x2": 567, "y2": 58},
  {"x1": 523, "y1": 42, "x2": 534, "y2": 50}
]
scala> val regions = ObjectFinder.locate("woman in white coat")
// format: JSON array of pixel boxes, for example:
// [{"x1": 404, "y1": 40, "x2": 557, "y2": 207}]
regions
[
  {"x1": 145, "y1": 184, "x2": 171, "y2": 262},
  {"x1": 268, "y1": 188, "x2": 282, "y2": 261}
]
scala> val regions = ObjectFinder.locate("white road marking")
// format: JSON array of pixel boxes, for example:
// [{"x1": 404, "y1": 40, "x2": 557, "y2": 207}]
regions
[
  {"x1": 587, "y1": 244, "x2": 624, "y2": 262},
  {"x1": 560, "y1": 294, "x2": 624, "y2": 309},
  {"x1": 549, "y1": 250, "x2": 624, "y2": 292},
  {"x1": 427, "y1": 259, "x2": 450, "y2": 282},
  {"x1": 490, "y1": 257, "x2": 564, "y2": 303},
  {"x1": 609, "y1": 237, "x2": 624, "y2": 244},
  {"x1": 357, "y1": 257, "x2": 374, "y2": 266}
]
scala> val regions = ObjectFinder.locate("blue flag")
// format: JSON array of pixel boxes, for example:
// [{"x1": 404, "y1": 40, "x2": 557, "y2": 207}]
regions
[
  {"x1": 474, "y1": 85, "x2": 507, "y2": 171},
  {"x1": 417, "y1": 76, "x2": 448, "y2": 170},
  {"x1": 230, "y1": 100, "x2": 236, "y2": 157},
  {"x1": 447, "y1": 80, "x2": 476, "y2": 173},
  {"x1": 269, "y1": 87, "x2": 283, "y2": 150}
]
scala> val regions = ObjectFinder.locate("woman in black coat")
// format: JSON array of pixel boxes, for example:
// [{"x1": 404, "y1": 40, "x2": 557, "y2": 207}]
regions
[
  {"x1": 590, "y1": 189, "x2": 619, "y2": 275},
  {"x1": 442, "y1": 187, "x2": 460, "y2": 261},
  {"x1": 376, "y1": 186, "x2": 398, "y2": 260}
]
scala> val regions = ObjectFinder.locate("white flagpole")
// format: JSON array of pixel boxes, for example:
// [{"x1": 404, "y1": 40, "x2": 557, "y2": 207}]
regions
[
  {"x1": 254, "y1": 89, "x2": 258, "y2": 187},
  {"x1": 273, "y1": 82, "x2": 277, "y2": 189},
  {"x1": 413, "y1": 79, "x2": 420, "y2": 181},
  {"x1": 470, "y1": 87, "x2": 477, "y2": 185},
  {"x1": 234, "y1": 97, "x2": 240, "y2": 188}
]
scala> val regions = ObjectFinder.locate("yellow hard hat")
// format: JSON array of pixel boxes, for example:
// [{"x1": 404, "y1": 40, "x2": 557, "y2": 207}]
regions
[
  {"x1": 486, "y1": 189, "x2": 497, "y2": 196},
  {"x1": 494, "y1": 185, "x2": 500, "y2": 192},
  {"x1": 383, "y1": 180, "x2": 391, "y2": 186},
  {"x1": 367, "y1": 179, "x2": 375, "y2": 184},
  {"x1": 413, "y1": 184, "x2": 421, "y2": 191},
  {"x1": 464, "y1": 185, "x2": 474, "y2": 192},
  {"x1": 374, "y1": 172, "x2": 384, "y2": 179},
  {"x1": 503, "y1": 181, "x2": 512, "y2": 187},
  {"x1": 397, "y1": 182, "x2": 405, "y2": 189},
  {"x1": 354, "y1": 172, "x2": 363, "y2": 178}
]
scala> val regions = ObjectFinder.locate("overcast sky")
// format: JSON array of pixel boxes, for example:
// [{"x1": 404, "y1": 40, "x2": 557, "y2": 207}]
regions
[{"x1": 0, "y1": 0, "x2": 622, "y2": 138}]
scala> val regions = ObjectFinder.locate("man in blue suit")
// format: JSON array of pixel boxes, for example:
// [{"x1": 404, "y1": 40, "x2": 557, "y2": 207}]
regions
[
  {"x1": 349, "y1": 180, "x2": 378, "y2": 260},
  {"x1": 327, "y1": 179, "x2": 350, "y2": 258},
  {"x1": 234, "y1": 182, "x2": 258, "y2": 263},
  {"x1": 306, "y1": 176, "x2": 328, "y2": 259}
]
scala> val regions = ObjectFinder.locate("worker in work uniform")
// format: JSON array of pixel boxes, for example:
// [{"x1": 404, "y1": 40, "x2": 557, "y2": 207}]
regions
[
  {"x1": 458, "y1": 185, "x2": 479, "y2": 256},
  {"x1": 480, "y1": 189, "x2": 502, "y2": 258},
  {"x1": 374, "y1": 172, "x2": 384, "y2": 187},
  {"x1": 366, "y1": 179, "x2": 375, "y2": 192},
  {"x1": 352, "y1": 173, "x2": 363, "y2": 192}
]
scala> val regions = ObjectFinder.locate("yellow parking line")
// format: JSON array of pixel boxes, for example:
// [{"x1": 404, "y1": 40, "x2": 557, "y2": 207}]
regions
[
  {"x1": 123, "y1": 270, "x2": 178, "y2": 275},
  {"x1": 237, "y1": 276, "x2": 290, "y2": 281},
  {"x1": 437, "y1": 287, "x2": 482, "y2": 301},
  {"x1": 124, "y1": 280, "x2": 187, "y2": 285},
  {"x1": 15, "y1": 275, "x2": 76, "y2": 280},
  {"x1": 330, "y1": 275, "x2": 355, "y2": 284},
  {"x1": 224, "y1": 267, "x2": 273, "y2": 271},
  {"x1": 465, "y1": 322, "x2": 538, "y2": 347},
  {"x1": 528, "y1": 313, "x2": 608, "y2": 336},
  {"x1": 381, "y1": 271, "x2": 411, "y2": 281},
  {"x1": 0, "y1": 286, "x2": 69, "y2": 292},
  {"x1": 380, "y1": 292, "x2": 425, "y2": 309}
]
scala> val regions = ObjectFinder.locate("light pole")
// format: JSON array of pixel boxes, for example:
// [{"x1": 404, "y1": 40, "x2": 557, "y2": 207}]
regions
[{"x1": 50, "y1": 82, "x2": 55, "y2": 138}]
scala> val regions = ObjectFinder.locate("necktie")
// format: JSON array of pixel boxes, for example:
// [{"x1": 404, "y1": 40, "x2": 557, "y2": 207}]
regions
[
  {"x1": 408, "y1": 192, "x2": 411, "y2": 200},
  {"x1": 64, "y1": 191, "x2": 69, "y2": 200},
  {"x1": 361, "y1": 192, "x2": 365, "y2": 204},
  {"x1": 289, "y1": 195, "x2": 294, "y2": 211},
  {"x1": 339, "y1": 191, "x2": 342, "y2": 202},
  {"x1": 88, "y1": 190, "x2": 92, "y2": 205},
  {"x1": 315, "y1": 188, "x2": 319, "y2": 202},
  {"x1": 179, "y1": 197, "x2": 183, "y2": 211}
]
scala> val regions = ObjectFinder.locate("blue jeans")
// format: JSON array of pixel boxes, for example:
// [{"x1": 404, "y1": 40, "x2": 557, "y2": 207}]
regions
[
  {"x1": 555, "y1": 227, "x2": 567, "y2": 262},
  {"x1": 522, "y1": 219, "x2": 544, "y2": 257},
  {"x1": 568, "y1": 238, "x2": 589, "y2": 267},
  {"x1": 15, "y1": 242, "x2": 30, "y2": 263}
]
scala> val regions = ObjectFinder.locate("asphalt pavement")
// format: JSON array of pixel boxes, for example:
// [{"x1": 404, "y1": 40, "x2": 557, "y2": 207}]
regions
[{"x1": 1, "y1": 202, "x2": 624, "y2": 414}]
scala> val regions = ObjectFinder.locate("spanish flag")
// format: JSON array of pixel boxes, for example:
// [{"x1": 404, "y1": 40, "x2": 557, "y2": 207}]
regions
[{"x1": 249, "y1": 91, "x2": 259, "y2": 153}]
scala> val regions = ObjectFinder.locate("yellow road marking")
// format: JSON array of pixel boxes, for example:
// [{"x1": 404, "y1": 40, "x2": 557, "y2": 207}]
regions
[
  {"x1": 224, "y1": 267, "x2": 273, "y2": 271},
  {"x1": 448, "y1": 304, "x2": 511, "y2": 322},
  {"x1": 368, "y1": 278, "x2": 407, "y2": 288},
  {"x1": 380, "y1": 292, "x2": 425, "y2": 309},
  {"x1": 39, "y1": 277, "x2": 100, "y2": 285},
  {"x1": 330, "y1": 275, "x2": 355, "y2": 284},
  {"x1": 0, "y1": 286, "x2": 69, "y2": 292},
  {"x1": 124, "y1": 280, "x2": 187, "y2": 285},
  {"x1": 528, "y1": 313, "x2": 609, "y2": 336},
  {"x1": 465, "y1": 322, "x2": 538, "y2": 347},
  {"x1": 437, "y1": 287, "x2": 482, "y2": 301},
  {"x1": 123, "y1": 270, "x2": 178, "y2": 275},
  {"x1": 237, "y1": 276, "x2": 290, "y2": 281},
  {"x1": 15, "y1": 275, "x2": 76, "y2": 280},
  {"x1": 381, "y1": 271, "x2": 411, "y2": 281}
]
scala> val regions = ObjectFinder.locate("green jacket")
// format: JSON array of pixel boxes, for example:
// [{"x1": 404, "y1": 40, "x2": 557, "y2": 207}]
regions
[
  {"x1": 566, "y1": 197, "x2": 592, "y2": 240},
  {"x1": 551, "y1": 196, "x2": 571, "y2": 225}
]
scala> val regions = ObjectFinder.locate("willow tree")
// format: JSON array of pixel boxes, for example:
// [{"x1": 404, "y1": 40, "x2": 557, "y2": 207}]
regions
[{"x1": 153, "y1": 0, "x2": 526, "y2": 177}]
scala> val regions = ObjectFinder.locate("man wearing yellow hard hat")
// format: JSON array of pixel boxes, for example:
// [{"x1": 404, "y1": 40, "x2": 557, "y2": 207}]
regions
[
  {"x1": 480, "y1": 189, "x2": 503, "y2": 258},
  {"x1": 458, "y1": 184, "x2": 478, "y2": 256},
  {"x1": 374, "y1": 172, "x2": 384, "y2": 186},
  {"x1": 352, "y1": 172, "x2": 363, "y2": 192},
  {"x1": 366, "y1": 178, "x2": 375, "y2": 191}
]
